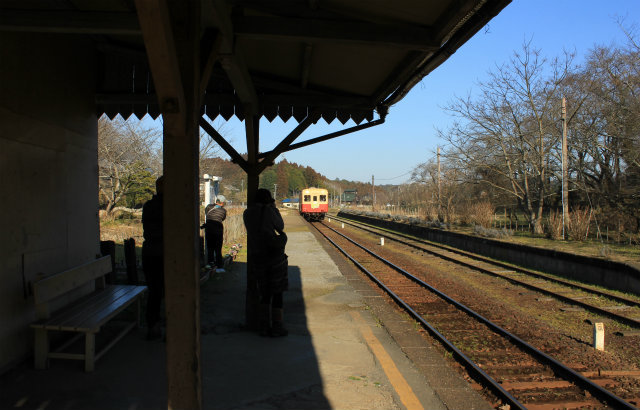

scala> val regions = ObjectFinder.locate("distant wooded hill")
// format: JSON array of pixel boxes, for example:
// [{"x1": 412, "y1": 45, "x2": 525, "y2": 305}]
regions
[{"x1": 200, "y1": 157, "x2": 394, "y2": 204}]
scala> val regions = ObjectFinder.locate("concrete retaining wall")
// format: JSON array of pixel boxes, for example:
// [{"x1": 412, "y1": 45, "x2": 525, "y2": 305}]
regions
[{"x1": 338, "y1": 212, "x2": 640, "y2": 296}]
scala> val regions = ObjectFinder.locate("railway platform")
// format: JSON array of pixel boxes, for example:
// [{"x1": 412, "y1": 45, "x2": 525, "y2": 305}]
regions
[{"x1": 0, "y1": 210, "x2": 492, "y2": 410}]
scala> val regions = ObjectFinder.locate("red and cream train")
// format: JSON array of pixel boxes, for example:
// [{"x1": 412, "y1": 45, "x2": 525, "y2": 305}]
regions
[{"x1": 299, "y1": 187, "x2": 328, "y2": 221}]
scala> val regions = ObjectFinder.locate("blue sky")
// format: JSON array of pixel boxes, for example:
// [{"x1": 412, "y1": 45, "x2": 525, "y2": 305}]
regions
[{"x1": 145, "y1": 1, "x2": 640, "y2": 183}]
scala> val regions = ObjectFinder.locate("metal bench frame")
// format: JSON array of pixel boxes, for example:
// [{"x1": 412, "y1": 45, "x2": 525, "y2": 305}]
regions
[{"x1": 30, "y1": 256, "x2": 147, "y2": 372}]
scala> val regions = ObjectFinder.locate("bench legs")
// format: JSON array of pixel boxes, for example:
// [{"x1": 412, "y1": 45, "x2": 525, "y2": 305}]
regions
[
  {"x1": 85, "y1": 332, "x2": 95, "y2": 372},
  {"x1": 34, "y1": 328, "x2": 49, "y2": 370}
]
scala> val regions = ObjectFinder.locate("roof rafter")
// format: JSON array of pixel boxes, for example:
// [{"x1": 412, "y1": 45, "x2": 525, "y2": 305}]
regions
[
  {"x1": 199, "y1": 117, "x2": 249, "y2": 171},
  {"x1": 258, "y1": 108, "x2": 322, "y2": 173},
  {"x1": 135, "y1": 0, "x2": 185, "y2": 128},
  {"x1": 233, "y1": 16, "x2": 439, "y2": 50},
  {"x1": 0, "y1": 10, "x2": 140, "y2": 35},
  {"x1": 210, "y1": 0, "x2": 259, "y2": 116}
]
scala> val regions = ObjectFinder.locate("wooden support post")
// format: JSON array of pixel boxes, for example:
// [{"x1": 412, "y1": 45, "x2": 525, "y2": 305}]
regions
[
  {"x1": 162, "y1": 44, "x2": 202, "y2": 410},
  {"x1": 245, "y1": 166, "x2": 260, "y2": 330},
  {"x1": 136, "y1": 0, "x2": 203, "y2": 408}
]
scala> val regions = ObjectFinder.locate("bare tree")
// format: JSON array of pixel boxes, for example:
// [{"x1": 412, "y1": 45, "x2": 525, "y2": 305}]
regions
[
  {"x1": 567, "y1": 25, "x2": 640, "y2": 231},
  {"x1": 98, "y1": 116, "x2": 162, "y2": 213},
  {"x1": 439, "y1": 41, "x2": 574, "y2": 233},
  {"x1": 199, "y1": 118, "x2": 228, "y2": 177}
]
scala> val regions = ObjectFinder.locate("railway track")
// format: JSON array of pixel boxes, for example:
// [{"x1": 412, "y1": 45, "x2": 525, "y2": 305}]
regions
[
  {"x1": 312, "y1": 220, "x2": 640, "y2": 410},
  {"x1": 328, "y1": 215, "x2": 640, "y2": 329}
]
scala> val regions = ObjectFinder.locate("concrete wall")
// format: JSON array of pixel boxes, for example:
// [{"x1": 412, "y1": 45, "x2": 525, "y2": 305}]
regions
[
  {"x1": 0, "y1": 33, "x2": 99, "y2": 371},
  {"x1": 339, "y1": 212, "x2": 640, "y2": 296}
]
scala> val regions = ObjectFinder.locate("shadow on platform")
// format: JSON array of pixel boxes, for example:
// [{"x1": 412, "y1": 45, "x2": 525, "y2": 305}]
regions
[{"x1": 0, "y1": 261, "x2": 331, "y2": 410}]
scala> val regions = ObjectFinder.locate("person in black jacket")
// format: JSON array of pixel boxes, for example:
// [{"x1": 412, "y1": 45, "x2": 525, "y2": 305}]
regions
[
  {"x1": 142, "y1": 176, "x2": 164, "y2": 340},
  {"x1": 203, "y1": 195, "x2": 227, "y2": 273},
  {"x1": 243, "y1": 188, "x2": 288, "y2": 337}
]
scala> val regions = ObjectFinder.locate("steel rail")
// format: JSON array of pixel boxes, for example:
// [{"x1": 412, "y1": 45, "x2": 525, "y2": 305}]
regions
[
  {"x1": 309, "y1": 222, "x2": 528, "y2": 410},
  {"x1": 331, "y1": 215, "x2": 640, "y2": 328},
  {"x1": 333, "y1": 215, "x2": 640, "y2": 308},
  {"x1": 315, "y1": 221, "x2": 637, "y2": 410}
]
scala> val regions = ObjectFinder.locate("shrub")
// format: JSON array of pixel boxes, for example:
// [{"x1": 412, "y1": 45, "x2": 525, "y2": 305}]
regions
[
  {"x1": 545, "y1": 210, "x2": 564, "y2": 240},
  {"x1": 567, "y1": 208, "x2": 591, "y2": 241},
  {"x1": 467, "y1": 202, "x2": 494, "y2": 228},
  {"x1": 473, "y1": 225, "x2": 514, "y2": 239}
]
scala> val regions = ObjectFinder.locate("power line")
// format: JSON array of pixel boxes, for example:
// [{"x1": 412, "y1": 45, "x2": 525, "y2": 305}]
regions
[{"x1": 375, "y1": 170, "x2": 414, "y2": 181}]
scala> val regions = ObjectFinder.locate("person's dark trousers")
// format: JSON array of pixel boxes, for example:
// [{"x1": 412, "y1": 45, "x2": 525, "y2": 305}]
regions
[
  {"x1": 205, "y1": 221, "x2": 224, "y2": 267},
  {"x1": 142, "y1": 245, "x2": 164, "y2": 330}
]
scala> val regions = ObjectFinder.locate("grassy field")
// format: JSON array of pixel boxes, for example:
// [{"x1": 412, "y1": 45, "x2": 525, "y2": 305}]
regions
[
  {"x1": 470, "y1": 227, "x2": 640, "y2": 268},
  {"x1": 99, "y1": 207, "x2": 247, "y2": 269},
  {"x1": 333, "y1": 208, "x2": 640, "y2": 269}
]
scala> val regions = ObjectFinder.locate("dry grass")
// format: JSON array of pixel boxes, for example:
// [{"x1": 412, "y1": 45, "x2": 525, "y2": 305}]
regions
[
  {"x1": 100, "y1": 219, "x2": 144, "y2": 243},
  {"x1": 99, "y1": 206, "x2": 247, "y2": 266},
  {"x1": 222, "y1": 206, "x2": 246, "y2": 245},
  {"x1": 567, "y1": 208, "x2": 591, "y2": 241},
  {"x1": 545, "y1": 210, "x2": 564, "y2": 240}
]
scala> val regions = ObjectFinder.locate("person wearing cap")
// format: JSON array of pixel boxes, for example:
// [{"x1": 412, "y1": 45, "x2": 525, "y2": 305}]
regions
[{"x1": 203, "y1": 195, "x2": 227, "y2": 273}]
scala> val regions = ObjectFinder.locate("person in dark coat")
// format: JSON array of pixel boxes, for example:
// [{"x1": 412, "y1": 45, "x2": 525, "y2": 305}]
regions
[
  {"x1": 243, "y1": 188, "x2": 288, "y2": 337},
  {"x1": 202, "y1": 195, "x2": 227, "y2": 273},
  {"x1": 142, "y1": 176, "x2": 164, "y2": 340}
]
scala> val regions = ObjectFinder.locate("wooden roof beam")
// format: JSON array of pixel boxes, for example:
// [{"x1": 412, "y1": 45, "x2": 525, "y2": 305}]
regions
[
  {"x1": 233, "y1": 16, "x2": 440, "y2": 50},
  {"x1": 95, "y1": 92, "x2": 372, "y2": 110},
  {"x1": 258, "y1": 108, "x2": 322, "y2": 173},
  {"x1": 135, "y1": 0, "x2": 185, "y2": 129},
  {"x1": 199, "y1": 117, "x2": 249, "y2": 171},
  {"x1": 210, "y1": 0, "x2": 260, "y2": 116},
  {"x1": 0, "y1": 10, "x2": 140, "y2": 35},
  {"x1": 219, "y1": 54, "x2": 259, "y2": 115},
  {"x1": 199, "y1": 29, "x2": 223, "y2": 99}
]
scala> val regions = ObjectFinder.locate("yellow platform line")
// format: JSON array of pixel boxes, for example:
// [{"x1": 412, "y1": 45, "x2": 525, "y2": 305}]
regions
[{"x1": 350, "y1": 311, "x2": 425, "y2": 410}]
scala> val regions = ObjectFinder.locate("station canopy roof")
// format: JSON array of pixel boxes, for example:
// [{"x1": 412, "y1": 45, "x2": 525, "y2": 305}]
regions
[{"x1": 1, "y1": 0, "x2": 511, "y2": 125}]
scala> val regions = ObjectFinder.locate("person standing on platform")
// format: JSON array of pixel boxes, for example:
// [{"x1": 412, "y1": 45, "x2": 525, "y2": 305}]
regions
[
  {"x1": 243, "y1": 188, "x2": 289, "y2": 337},
  {"x1": 203, "y1": 195, "x2": 227, "y2": 273},
  {"x1": 142, "y1": 176, "x2": 164, "y2": 340}
]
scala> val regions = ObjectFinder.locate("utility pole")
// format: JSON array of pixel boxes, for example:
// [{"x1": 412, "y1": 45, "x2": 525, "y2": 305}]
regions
[
  {"x1": 274, "y1": 184, "x2": 277, "y2": 202},
  {"x1": 371, "y1": 175, "x2": 375, "y2": 211},
  {"x1": 561, "y1": 97, "x2": 569, "y2": 239},
  {"x1": 437, "y1": 146, "x2": 441, "y2": 218}
]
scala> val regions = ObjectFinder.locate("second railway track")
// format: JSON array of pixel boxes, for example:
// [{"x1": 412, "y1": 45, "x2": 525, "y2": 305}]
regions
[
  {"x1": 311, "y1": 219, "x2": 640, "y2": 409},
  {"x1": 329, "y1": 215, "x2": 640, "y2": 329}
]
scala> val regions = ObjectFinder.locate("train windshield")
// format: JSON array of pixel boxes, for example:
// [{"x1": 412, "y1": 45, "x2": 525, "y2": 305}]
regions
[
  {"x1": 320, "y1": 195, "x2": 327, "y2": 201},
  {"x1": 304, "y1": 195, "x2": 311, "y2": 201},
  {"x1": 313, "y1": 196, "x2": 317, "y2": 201}
]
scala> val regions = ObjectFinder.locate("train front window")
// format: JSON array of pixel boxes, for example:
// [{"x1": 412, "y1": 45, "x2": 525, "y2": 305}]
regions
[
  {"x1": 304, "y1": 195, "x2": 311, "y2": 202},
  {"x1": 313, "y1": 196, "x2": 317, "y2": 201},
  {"x1": 320, "y1": 195, "x2": 327, "y2": 201}
]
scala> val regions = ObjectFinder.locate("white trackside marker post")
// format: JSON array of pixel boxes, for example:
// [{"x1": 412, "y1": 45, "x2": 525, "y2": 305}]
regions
[
  {"x1": 593, "y1": 322, "x2": 605, "y2": 351},
  {"x1": 380, "y1": 237, "x2": 384, "y2": 246},
  {"x1": 341, "y1": 223, "x2": 344, "y2": 228},
  {"x1": 328, "y1": 218, "x2": 330, "y2": 222}
]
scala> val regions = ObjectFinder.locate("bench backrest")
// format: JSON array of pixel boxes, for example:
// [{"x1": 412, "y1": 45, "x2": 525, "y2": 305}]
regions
[{"x1": 33, "y1": 256, "x2": 112, "y2": 319}]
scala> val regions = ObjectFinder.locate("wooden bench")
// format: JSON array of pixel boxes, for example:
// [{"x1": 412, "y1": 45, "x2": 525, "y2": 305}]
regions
[{"x1": 30, "y1": 256, "x2": 147, "y2": 372}]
